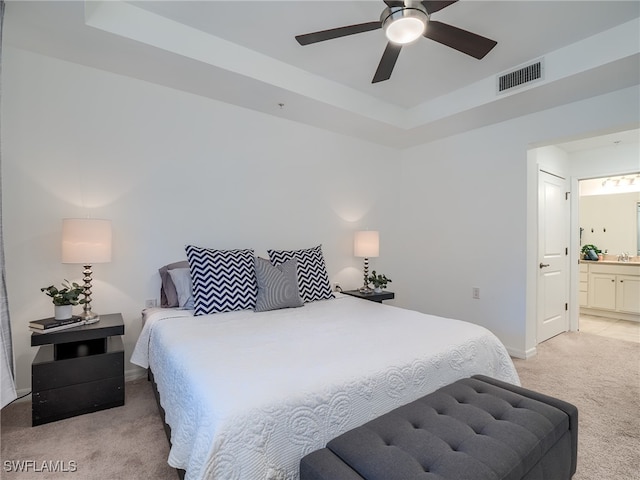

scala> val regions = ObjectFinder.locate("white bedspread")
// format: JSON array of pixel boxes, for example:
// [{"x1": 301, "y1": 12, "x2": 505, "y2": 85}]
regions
[{"x1": 131, "y1": 295, "x2": 519, "y2": 480}]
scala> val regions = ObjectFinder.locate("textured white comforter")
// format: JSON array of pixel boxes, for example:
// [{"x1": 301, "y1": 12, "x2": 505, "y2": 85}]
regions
[{"x1": 131, "y1": 295, "x2": 519, "y2": 480}]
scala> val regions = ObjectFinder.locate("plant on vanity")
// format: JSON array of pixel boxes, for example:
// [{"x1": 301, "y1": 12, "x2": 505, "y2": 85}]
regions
[
  {"x1": 581, "y1": 244, "x2": 601, "y2": 255},
  {"x1": 367, "y1": 271, "x2": 392, "y2": 291},
  {"x1": 580, "y1": 244, "x2": 603, "y2": 260}
]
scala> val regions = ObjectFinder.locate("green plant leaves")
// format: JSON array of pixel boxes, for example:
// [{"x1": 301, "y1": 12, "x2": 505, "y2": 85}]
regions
[
  {"x1": 40, "y1": 279, "x2": 84, "y2": 306},
  {"x1": 367, "y1": 270, "x2": 392, "y2": 288}
]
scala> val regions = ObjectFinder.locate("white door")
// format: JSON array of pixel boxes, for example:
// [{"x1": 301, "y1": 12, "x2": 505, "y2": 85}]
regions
[{"x1": 537, "y1": 170, "x2": 569, "y2": 343}]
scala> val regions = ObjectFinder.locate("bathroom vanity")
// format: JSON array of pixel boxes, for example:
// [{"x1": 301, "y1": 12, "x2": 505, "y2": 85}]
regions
[{"x1": 580, "y1": 260, "x2": 640, "y2": 321}]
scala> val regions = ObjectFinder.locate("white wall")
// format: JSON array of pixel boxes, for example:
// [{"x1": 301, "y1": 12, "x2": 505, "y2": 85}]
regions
[
  {"x1": 2, "y1": 47, "x2": 399, "y2": 393},
  {"x1": 569, "y1": 141, "x2": 640, "y2": 180},
  {"x1": 393, "y1": 124, "x2": 529, "y2": 356},
  {"x1": 393, "y1": 86, "x2": 639, "y2": 358}
]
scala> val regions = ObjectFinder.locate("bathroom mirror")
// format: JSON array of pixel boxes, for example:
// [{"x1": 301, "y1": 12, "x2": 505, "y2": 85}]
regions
[{"x1": 578, "y1": 179, "x2": 640, "y2": 256}]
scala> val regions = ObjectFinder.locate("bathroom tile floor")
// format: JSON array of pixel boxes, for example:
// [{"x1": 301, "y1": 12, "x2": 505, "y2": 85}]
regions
[{"x1": 579, "y1": 314, "x2": 640, "y2": 344}]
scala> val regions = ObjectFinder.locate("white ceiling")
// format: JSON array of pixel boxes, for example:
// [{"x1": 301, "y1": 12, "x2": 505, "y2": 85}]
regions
[
  {"x1": 557, "y1": 128, "x2": 640, "y2": 153},
  {"x1": 4, "y1": 1, "x2": 640, "y2": 147}
]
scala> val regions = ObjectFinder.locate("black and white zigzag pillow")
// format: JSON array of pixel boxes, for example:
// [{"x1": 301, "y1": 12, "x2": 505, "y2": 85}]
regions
[
  {"x1": 267, "y1": 245, "x2": 334, "y2": 303},
  {"x1": 185, "y1": 245, "x2": 257, "y2": 315}
]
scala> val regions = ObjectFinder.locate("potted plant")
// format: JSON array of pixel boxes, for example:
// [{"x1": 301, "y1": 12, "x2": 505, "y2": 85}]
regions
[
  {"x1": 581, "y1": 244, "x2": 601, "y2": 260},
  {"x1": 367, "y1": 271, "x2": 392, "y2": 293},
  {"x1": 41, "y1": 280, "x2": 85, "y2": 320}
]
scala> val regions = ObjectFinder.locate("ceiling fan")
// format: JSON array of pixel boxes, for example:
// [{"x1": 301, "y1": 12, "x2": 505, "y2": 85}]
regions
[{"x1": 295, "y1": 0, "x2": 497, "y2": 84}]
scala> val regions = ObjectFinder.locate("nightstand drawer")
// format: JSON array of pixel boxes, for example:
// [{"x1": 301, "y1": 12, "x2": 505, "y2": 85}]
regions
[
  {"x1": 32, "y1": 376, "x2": 124, "y2": 426},
  {"x1": 32, "y1": 337, "x2": 124, "y2": 391}
]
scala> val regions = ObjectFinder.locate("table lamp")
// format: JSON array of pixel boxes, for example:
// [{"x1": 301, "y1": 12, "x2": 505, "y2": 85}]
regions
[
  {"x1": 354, "y1": 230, "x2": 379, "y2": 294},
  {"x1": 62, "y1": 218, "x2": 112, "y2": 322}
]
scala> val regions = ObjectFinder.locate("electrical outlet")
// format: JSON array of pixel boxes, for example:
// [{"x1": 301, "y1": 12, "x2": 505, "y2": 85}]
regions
[
  {"x1": 472, "y1": 287, "x2": 480, "y2": 299},
  {"x1": 145, "y1": 299, "x2": 158, "y2": 308}
]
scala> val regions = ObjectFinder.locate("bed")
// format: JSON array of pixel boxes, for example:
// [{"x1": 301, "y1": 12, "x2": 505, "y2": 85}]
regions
[{"x1": 131, "y1": 293, "x2": 519, "y2": 480}]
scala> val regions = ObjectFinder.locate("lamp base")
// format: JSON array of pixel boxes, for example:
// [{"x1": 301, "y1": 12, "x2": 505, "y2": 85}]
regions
[
  {"x1": 359, "y1": 256, "x2": 374, "y2": 295},
  {"x1": 77, "y1": 310, "x2": 100, "y2": 323},
  {"x1": 78, "y1": 263, "x2": 100, "y2": 323}
]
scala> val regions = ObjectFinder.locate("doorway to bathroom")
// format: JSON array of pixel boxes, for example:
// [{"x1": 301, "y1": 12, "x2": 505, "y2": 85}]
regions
[
  {"x1": 577, "y1": 172, "x2": 640, "y2": 338},
  {"x1": 528, "y1": 128, "x2": 639, "y2": 351},
  {"x1": 559, "y1": 127, "x2": 640, "y2": 338}
]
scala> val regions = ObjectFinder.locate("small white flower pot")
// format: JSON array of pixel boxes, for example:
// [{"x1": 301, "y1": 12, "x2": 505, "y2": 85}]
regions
[
  {"x1": 374, "y1": 287, "x2": 383, "y2": 293},
  {"x1": 54, "y1": 305, "x2": 73, "y2": 320}
]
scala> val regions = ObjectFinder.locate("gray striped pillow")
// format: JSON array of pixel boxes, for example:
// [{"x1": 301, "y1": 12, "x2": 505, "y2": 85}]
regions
[{"x1": 254, "y1": 257, "x2": 304, "y2": 312}]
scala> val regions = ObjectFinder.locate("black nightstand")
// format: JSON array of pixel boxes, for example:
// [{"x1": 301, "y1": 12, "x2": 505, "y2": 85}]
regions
[
  {"x1": 31, "y1": 313, "x2": 125, "y2": 426},
  {"x1": 342, "y1": 289, "x2": 395, "y2": 303}
]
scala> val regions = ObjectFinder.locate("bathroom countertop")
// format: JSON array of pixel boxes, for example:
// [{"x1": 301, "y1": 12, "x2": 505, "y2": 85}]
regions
[{"x1": 580, "y1": 259, "x2": 640, "y2": 266}]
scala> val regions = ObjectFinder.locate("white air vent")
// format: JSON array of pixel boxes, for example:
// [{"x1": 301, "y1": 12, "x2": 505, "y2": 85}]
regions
[{"x1": 497, "y1": 58, "x2": 544, "y2": 94}]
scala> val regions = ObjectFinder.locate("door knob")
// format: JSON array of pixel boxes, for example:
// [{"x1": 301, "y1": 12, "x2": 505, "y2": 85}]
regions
[{"x1": 539, "y1": 263, "x2": 550, "y2": 269}]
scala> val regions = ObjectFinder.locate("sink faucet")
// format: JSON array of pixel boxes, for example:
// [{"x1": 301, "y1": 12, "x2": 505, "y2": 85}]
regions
[{"x1": 618, "y1": 252, "x2": 630, "y2": 262}]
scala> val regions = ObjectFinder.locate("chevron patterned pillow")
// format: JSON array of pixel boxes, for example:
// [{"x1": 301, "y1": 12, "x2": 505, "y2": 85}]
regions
[
  {"x1": 185, "y1": 245, "x2": 257, "y2": 315},
  {"x1": 254, "y1": 257, "x2": 304, "y2": 312},
  {"x1": 267, "y1": 245, "x2": 334, "y2": 303}
]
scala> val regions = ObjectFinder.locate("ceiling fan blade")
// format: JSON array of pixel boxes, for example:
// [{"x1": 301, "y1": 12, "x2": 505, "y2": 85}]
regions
[
  {"x1": 424, "y1": 20, "x2": 497, "y2": 59},
  {"x1": 384, "y1": 1, "x2": 406, "y2": 7},
  {"x1": 372, "y1": 42, "x2": 402, "y2": 83},
  {"x1": 421, "y1": 1, "x2": 458, "y2": 15},
  {"x1": 296, "y1": 21, "x2": 381, "y2": 46}
]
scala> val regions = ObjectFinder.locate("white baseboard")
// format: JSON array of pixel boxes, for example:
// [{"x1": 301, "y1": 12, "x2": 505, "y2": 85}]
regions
[
  {"x1": 507, "y1": 345, "x2": 537, "y2": 359},
  {"x1": 11, "y1": 388, "x2": 32, "y2": 404},
  {"x1": 580, "y1": 307, "x2": 640, "y2": 323},
  {"x1": 125, "y1": 366, "x2": 147, "y2": 382}
]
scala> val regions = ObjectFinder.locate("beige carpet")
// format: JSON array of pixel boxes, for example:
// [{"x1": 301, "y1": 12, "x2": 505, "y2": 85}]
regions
[
  {"x1": 0, "y1": 378, "x2": 176, "y2": 480},
  {"x1": 512, "y1": 331, "x2": 639, "y2": 480},
  {"x1": 1, "y1": 330, "x2": 638, "y2": 480}
]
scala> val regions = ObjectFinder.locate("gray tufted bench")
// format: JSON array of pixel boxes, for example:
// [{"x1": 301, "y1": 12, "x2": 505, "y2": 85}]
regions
[{"x1": 300, "y1": 375, "x2": 578, "y2": 480}]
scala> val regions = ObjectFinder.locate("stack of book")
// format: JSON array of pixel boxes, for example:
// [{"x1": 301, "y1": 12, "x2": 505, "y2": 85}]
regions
[{"x1": 29, "y1": 316, "x2": 87, "y2": 334}]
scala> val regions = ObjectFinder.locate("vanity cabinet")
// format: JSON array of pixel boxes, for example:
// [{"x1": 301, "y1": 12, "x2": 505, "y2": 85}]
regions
[
  {"x1": 582, "y1": 262, "x2": 640, "y2": 319},
  {"x1": 578, "y1": 263, "x2": 589, "y2": 307},
  {"x1": 588, "y1": 273, "x2": 617, "y2": 310},
  {"x1": 617, "y1": 275, "x2": 640, "y2": 314}
]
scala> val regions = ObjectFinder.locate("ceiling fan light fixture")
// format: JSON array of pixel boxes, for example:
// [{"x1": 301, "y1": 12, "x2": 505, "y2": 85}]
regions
[{"x1": 381, "y1": 6, "x2": 427, "y2": 45}]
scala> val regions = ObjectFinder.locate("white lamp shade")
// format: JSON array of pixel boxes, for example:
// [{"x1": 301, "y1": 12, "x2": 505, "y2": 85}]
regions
[
  {"x1": 354, "y1": 231, "x2": 379, "y2": 258},
  {"x1": 62, "y1": 218, "x2": 112, "y2": 264}
]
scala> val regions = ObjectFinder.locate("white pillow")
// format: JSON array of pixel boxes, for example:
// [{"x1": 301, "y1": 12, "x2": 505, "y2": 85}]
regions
[{"x1": 167, "y1": 268, "x2": 194, "y2": 310}]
